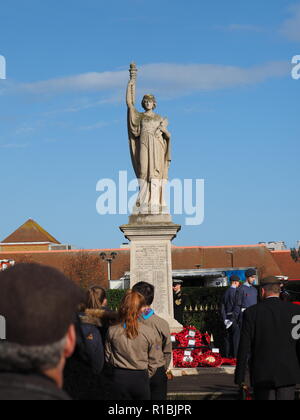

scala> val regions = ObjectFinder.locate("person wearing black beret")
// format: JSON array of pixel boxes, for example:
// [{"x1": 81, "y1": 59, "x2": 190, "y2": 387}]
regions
[
  {"x1": 235, "y1": 277, "x2": 300, "y2": 400},
  {"x1": 0, "y1": 263, "x2": 83, "y2": 400},
  {"x1": 233, "y1": 269, "x2": 258, "y2": 329}
]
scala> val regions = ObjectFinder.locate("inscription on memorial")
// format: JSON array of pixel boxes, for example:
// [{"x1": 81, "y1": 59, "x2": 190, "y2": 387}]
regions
[{"x1": 133, "y1": 244, "x2": 170, "y2": 314}]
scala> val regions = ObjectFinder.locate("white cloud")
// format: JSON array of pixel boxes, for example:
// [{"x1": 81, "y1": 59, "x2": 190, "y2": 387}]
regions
[
  {"x1": 3, "y1": 62, "x2": 290, "y2": 99},
  {"x1": 79, "y1": 121, "x2": 111, "y2": 131},
  {"x1": 15, "y1": 126, "x2": 36, "y2": 136},
  {"x1": 280, "y1": 4, "x2": 300, "y2": 41},
  {"x1": 0, "y1": 143, "x2": 29, "y2": 149},
  {"x1": 216, "y1": 24, "x2": 264, "y2": 33},
  {"x1": 18, "y1": 71, "x2": 127, "y2": 95}
]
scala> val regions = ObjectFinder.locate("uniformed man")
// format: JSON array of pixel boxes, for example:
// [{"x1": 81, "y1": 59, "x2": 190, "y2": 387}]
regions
[
  {"x1": 233, "y1": 269, "x2": 258, "y2": 328},
  {"x1": 173, "y1": 279, "x2": 186, "y2": 325},
  {"x1": 221, "y1": 275, "x2": 241, "y2": 358}
]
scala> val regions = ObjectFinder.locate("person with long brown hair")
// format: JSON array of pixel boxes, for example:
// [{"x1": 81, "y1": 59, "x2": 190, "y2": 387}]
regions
[
  {"x1": 86, "y1": 286, "x2": 108, "y2": 310},
  {"x1": 64, "y1": 286, "x2": 117, "y2": 400},
  {"x1": 105, "y1": 290, "x2": 160, "y2": 400}
]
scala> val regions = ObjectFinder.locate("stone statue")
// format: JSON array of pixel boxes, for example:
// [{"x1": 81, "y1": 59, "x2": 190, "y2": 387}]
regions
[{"x1": 127, "y1": 63, "x2": 171, "y2": 215}]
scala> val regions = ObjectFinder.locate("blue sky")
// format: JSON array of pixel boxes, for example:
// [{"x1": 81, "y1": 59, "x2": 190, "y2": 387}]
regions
[{"x1": 0, "y1": 0, "x2": 299, "y2": 249}]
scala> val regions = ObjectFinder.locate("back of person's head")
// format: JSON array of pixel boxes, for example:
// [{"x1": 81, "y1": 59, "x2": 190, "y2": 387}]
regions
[
  {"x1": 262, "y1": 283, "x2": 281, "y2": 296},
  {"x1": 132, "y1": 282, "x2": 155, "y2": 306},
  {"x1": 118, "y1": 290, "x2": 146, "y2": 339},
  {"x1": 0, "y1": 263, "x2": 82, "y2": 377},
  {"x1": 261, "y1": 276, "x2": 282, "y2": 298},
  {"x1": 86, "y1": 286, "x2": 107, "y2": 310}
]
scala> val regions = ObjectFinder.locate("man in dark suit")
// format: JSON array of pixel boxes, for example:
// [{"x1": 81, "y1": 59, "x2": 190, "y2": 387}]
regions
[
  {"x1": 235, "y1": 277, "x2": 300, "y2": 401},
  {"x1": 221, "y1": 275, "x2": 241, "y2": 358}
]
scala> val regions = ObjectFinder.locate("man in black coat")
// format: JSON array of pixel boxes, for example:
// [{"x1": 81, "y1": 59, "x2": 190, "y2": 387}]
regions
[
  {"x1": 220, "y1": 275, "x2": 241, "y2": 358},
  {"x1": 235, "y1": 276, "x2": 300, "y2": 401},
  {"x1": 0, "y1": 263, "x2": 83, "y2": 400}
]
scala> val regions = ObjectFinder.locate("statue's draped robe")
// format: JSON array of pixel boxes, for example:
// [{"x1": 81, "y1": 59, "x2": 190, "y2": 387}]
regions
[{"x1": 128, "y1": 108, "x2": 171, "y2": 182}]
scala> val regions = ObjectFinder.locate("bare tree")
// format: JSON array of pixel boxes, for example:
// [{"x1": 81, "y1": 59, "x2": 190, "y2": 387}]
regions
[{"x1": 63, "y1": 251, "x2": 106, "y2": 289}]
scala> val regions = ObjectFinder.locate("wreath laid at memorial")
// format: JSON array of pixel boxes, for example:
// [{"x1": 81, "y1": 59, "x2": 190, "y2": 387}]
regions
[{"x1": 172, "y1": 326, "x2": 236, "y2": 369}]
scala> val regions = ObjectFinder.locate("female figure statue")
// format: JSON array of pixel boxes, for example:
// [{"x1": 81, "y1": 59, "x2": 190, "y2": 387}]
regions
[{"x1": 127, "y1": 63, "x2": 171, "y2": 215}]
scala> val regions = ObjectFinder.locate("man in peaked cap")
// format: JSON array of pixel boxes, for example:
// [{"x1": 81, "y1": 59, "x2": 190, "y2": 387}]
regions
[
  {"x1": 221, "y1": 275, "x2": 242, "y2": 358},
  {"x1": 0, "y1": 263, "x2": 83, "y2": 400},
  {"x1": 235, "y1": 276, "x2": 300, "y2": 401},
  {"x1": 233, "y1": 269, "x2": 258, "y2": 329},
  {"x1": 173, "y1": 279, "x2": 186, "y2": 325}
]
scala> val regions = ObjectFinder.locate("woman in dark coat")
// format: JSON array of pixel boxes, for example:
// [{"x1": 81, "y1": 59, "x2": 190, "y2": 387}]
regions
[{"x1": 63, "y1": 286, "x2": 118, "y2": 400}]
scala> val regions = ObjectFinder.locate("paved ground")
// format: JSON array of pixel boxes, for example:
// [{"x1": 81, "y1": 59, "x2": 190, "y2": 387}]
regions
[
  {"x1": 167, "y1": 371, "x2": 300, "y2": 400},
  {"x1": 167, "y1": 371, "x2": 238, "y2": 400}
]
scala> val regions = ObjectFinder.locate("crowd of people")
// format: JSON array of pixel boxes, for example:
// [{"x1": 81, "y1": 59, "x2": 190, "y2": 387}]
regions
[
  {"x1": 221, "y1": 269, "x2": 300, "y2": 401},
  {"x1": 0, "y1": 263, "x2": 172, "y2": 401},
  {"x1": 0, "y1": 263, "x2": 300, "y2": 401}
]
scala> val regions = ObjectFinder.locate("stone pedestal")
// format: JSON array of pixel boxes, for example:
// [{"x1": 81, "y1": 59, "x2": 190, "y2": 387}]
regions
[{"x1": 120, "y1": 215, "x2": 182, "y2": 332}]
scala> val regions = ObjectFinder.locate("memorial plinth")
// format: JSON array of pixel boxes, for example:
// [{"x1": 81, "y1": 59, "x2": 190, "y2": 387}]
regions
[{"x1": 120, "y1": 215, "x2": 182, "y2": 332}]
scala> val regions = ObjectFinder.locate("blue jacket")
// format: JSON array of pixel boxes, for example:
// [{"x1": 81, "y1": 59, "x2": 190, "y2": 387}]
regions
[{"x1": 234, "y1": 284, "x2": 258, "y2": 321}]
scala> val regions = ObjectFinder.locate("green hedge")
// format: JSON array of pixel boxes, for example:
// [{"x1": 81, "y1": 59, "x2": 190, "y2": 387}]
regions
[
  {"x1": 107, "y1": 287, "x2": 227, "y2": 352},
  {"x1": 106, "y1": 289, "x2": 126, "y2": 311},
  {"x1": 107, "y1": 287, "x2": 225, "y2": 310}
]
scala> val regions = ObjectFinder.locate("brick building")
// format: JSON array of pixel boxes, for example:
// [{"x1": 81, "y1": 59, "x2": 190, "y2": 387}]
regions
[
  {"x1": 0, "y1": 219, "x2": 61, "y2": 252},
  {"x1": 1, "y1": 220, "x2": 300, "y2": 288}
]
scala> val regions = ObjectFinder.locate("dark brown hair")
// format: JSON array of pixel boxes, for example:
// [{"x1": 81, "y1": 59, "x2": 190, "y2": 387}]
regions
[
  {"x1": 118, "y1": 290, "x2": 146, "y2": 339},
  {"x1": 132, "y1": 282, "x2": 155, "y2": 306}
]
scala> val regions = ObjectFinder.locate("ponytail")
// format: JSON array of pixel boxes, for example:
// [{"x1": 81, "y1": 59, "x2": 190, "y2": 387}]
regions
[
  {"x1": 119, "y1": 290, "x2": 146, "y2": 339},
  {"x1": 86, "y1": 286, "x2": 107, "y2": 310}
]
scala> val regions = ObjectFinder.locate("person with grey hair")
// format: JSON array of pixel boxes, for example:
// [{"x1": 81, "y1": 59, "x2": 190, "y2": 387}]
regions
[{"x1": 0, "y1": 263, "x2": 83, "y2": 400}]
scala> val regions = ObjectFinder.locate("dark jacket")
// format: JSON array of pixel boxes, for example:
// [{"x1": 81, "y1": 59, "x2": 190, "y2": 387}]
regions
[
  {"x1": 0, "y1": 372, "x2": 70, "y2": 400},
  {"x1": 221, "y1": 287, "x2": 238, "y2": 322},
  {"x1": 235, "y1": 298, "x2": 300, "y2": 388},
  {"x1": 64, "y1": 309, "x2": 118, "y2": 400},
  {"x1": 173, "y1": 290, "x2": 187, "y2": 325}
]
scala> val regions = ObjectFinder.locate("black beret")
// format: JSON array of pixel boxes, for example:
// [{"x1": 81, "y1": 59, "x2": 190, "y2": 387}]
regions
[
  {"x1": 230, "y1": 275, "x2": 241, "y2": 283},
  {"x1": 245, "y1": 269, "x2": 257, "y2": 278},
  {"x1": 0, "y1": 263, "x2": 84, "y2": 346},
  {"x1": 260, "y1": 276, "x2": 282, "y2": 287}
]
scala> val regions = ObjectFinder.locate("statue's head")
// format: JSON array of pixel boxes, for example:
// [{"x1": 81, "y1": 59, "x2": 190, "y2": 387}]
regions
[{"x1": 142, "y1": 94, "x2": 157, "y2": 111}]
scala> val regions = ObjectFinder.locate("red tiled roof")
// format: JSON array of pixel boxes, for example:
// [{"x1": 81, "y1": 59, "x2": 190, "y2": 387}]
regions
[
  {"x1": 1, "y1": 219, "x2": 61, "y2": 244},
  {"x1": 0, "y1": 244, "x2": 284, "y2": 282},
  {"x1": 271, "y1": 251, "x2": 300, "y2": 280}
]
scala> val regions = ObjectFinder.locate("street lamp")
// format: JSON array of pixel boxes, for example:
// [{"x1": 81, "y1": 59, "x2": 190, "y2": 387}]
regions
[{"x1": 100, "y1": 252, "x2": 118, "y2": 282}]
